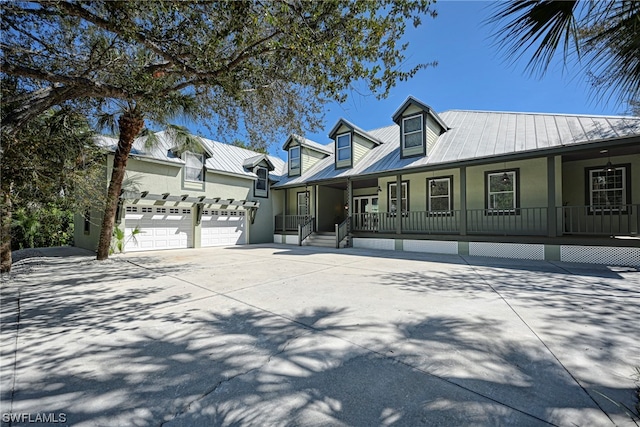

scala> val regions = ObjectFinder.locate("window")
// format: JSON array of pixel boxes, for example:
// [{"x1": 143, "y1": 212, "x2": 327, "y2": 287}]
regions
[
  {"x1": 83, "y1": 210, "x2": 91, "y2": 234},
  {"x1": 289, "y1": 146, "x2": 300, "y2": 173},
  {"x1": 486, "y1": 170, "x2": 519, "y2": 213},
  {"x1": 336, "y1": 133, "x2": 351, "y2": 163},
  {"x1": 255, "y1": 166, "x2": 268, "y2": 197},
  {"x1": 388, "y1": 182, "x2": 408, "y2": 214},
  {"x1": 428, "y1": 177, "x2": 452, "y2": 213},
  {"x1": 184, "y1": 152, "x2": 204, "y2": 182},
  {"x1": 402, "y1": 115, "x2": 424, "y2": 149},
  {"x1": 587, "y1": 165, "x2": 630, "y2": 213},
  {"x1": 297, "y1": 191, "x2": 309, "y2": 215}
]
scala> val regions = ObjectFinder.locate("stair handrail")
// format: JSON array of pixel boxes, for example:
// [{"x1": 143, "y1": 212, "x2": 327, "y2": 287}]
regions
[
  {"x1": 298, "y1": 216, "x2": 315, "y2": 246},
  {"x1": 335, "y1": 217, "x2": 349, "y2": 248}
]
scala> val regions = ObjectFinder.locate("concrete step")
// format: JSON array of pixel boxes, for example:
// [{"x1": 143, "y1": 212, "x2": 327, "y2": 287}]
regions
[{"x1": 302, "y1": 232, "x2": 349, "y2": 248}]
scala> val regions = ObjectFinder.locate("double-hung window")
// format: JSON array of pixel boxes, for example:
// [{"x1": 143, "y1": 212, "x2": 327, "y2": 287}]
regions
[
  {"x1": 255, "y1": 166, "x2": 268, "y2": 197},
  {"x1": 486, "y1": 170, "x2": 518, "y2": 213},
  {"x1": 289, "y1": 146, "x2": 300, "y2": 174},
  {"x1": 428, "y1": 177, "x2": 452, "y2": 213},
  {"x1": 588, "y1": 166, "x2": 629, "y2": 213},
  {"x1": 388, "y1": 182, "x2": 408, "y2": 215},
  {"x1": 184, "y1": 152, "x2": 204, "y2": 182},
  {"x1": 336, "y1": 133, "x2": 351, "y2": 163},
  {"x1": 402, "y1": 115, "x2": 424, "y2": 149}
]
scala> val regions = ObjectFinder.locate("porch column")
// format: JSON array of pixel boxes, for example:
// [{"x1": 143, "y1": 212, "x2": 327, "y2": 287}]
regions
[
  {"x1": 396, "y1": 174, "x2": 402, "y2": 235},
  {"x1": 283, "y1": 189, "x2": 287, "y2": 231},
  {"x1": 547, "y1": 156, "x2": 557, "y2": 237},
  {"x1": 312, "y1": 184, "x2": 317, "y2": 231},
  {"x1": 459, "y1": 166, "x2": 467, "y2": 236},
  {"x1": 346, "y1": 178, "x2": 352, "y2": 234}
]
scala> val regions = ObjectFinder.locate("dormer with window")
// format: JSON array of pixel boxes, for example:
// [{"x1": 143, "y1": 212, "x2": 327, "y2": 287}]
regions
[
  {"x1": 282, "y1": 135, "x2": 332, "y2": 177},
  {"x1": 168, "y1": 138, "x2": 210, "y2": 189},
  {"x1": 243, "y1": 154, "x2": 275, "y2": 198},
  {"x1": 328, "y1": 119, "x2": 383, "y2": 169},
  {"x1": 392, "y1": 96, "x2": 448, "y2": 159}
]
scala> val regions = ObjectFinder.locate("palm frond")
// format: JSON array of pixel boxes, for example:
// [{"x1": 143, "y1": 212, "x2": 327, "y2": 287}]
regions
[
  {"x1": 487, "y1": 0, "x2": 581, "y2": 76},
  {"x1": 166, "y1": 124, "x2": 205, "y2": 154},
  {"x1": 95, "y1": 111, "x2": 118, "y2": 134}
]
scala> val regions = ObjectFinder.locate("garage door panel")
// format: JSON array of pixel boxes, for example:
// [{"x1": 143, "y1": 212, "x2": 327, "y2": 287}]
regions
[
  {"x1": 124, "y1": 205, "x2": 192, "y2": 252},
  {"x1": 201, "y1": 209, "x2": 246, "y2": 247}
]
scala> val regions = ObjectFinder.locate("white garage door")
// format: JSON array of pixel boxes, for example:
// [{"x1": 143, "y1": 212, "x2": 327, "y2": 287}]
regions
[
  {"x1": 124, "y1": 205, "x2": 193, "y2": 252},
  {"x1": 201, "y1": 209, "x2": 246, "y2": 247}
]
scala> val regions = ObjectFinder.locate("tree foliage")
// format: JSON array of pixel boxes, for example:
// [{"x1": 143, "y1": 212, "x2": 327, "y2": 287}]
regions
[
  {"x1": 1, "y1": 80, "x2": 104, "y2": 270},
  {"x1": 487, "y1": 0, "x2": 640, "y2": 106},
  {"x1": 2, "y1": 0, "x2": 437, "y2": 149},
  {"x1": 2, "y1": 0, "x2": 437, "y2": 262}
]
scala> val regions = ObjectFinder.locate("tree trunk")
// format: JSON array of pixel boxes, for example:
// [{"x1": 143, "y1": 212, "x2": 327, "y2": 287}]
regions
[
  {"x1": 1, "y1": 185, "x2": 13, "y2": 273},
  {"x1": 95, "y1": 111, "x2": 145, "y2": 260}
]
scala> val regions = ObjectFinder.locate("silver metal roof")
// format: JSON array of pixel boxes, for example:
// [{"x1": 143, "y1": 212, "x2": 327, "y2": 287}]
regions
[
  {"x1": 96, "y1": 131, "x2": 286, "y2": 179},
  {"x1": 273, "y1": 110, "x2": 640, "y2": 187},
  {"x1": 282, "y1": 134, "x2": 333, "y2": 154}
]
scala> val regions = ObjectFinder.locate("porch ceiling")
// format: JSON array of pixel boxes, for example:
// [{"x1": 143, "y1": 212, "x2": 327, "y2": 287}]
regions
[
  {"x1": 320, "y1": 178, "x2": 378, "y2": 190},
  {"x1": 562, "y1": 142, "x2": 640, "y2": 162}
]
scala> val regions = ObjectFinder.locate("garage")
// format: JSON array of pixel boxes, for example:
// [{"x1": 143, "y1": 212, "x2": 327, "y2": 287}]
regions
[
  {"x1": 124, "y1": 205, "x2": 193, "y2": 252},
  {"x1": 200, "y1": 209, "x2": 246, "y2": 247}
]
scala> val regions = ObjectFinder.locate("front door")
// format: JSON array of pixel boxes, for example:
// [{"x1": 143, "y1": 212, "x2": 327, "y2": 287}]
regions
[{"x1": 353, "y1": 196, "x2": 379, "y2": 231}]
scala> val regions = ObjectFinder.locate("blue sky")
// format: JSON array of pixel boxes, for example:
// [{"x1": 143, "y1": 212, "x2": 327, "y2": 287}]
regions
[
  {"x1": 273, "y1": 1, "x2": 629, "y2": 159},
  {"x1": 192, "y1": 1, "x2": 628, "y2": 159}
]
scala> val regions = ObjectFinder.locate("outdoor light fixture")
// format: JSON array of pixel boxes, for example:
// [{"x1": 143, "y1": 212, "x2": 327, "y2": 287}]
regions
[
  {"x1": 501, "y1": 172, "x2": 510, "y2": 184},
  {"x1": 431, "y1": 180, "x2": 437, "y2": 189},
  {"x1": 377, "y1": 186, "x2": 382, "y2": 192},
  {"x1": 601, "y1": 149, "x2": 615, "y2": 173}
]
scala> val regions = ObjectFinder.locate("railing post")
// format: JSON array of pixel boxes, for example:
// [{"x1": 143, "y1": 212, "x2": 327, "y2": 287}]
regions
[
  {"x1": 460, "y1": 167, "x2": 467, "y2": 236},
  {"x1": 547, "y1": 156, "x2": 557, "y2": 237},
  {"x1": 335, "y1": 223, "x2": 339, "y2": 248},
  {"x1": 298, "y1": 223, "x2": 302, "y2": 246}
]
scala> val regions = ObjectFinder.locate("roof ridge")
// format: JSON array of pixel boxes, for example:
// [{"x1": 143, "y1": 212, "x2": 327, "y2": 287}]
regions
[{"x1": 441, "y1": 109, "x2": 640, "y2": 119}]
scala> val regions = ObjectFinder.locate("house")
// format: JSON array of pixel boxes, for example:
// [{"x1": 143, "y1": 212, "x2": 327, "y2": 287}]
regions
[
  {"x1": 74, "y1": 131, "x2": 286, "y2": 253},
  {"x1": 271, "y1": 97, "x2": 640, "y2": 266},
  {"x1": 76, "y1": 97, "x2": 640, "y2": 267}
]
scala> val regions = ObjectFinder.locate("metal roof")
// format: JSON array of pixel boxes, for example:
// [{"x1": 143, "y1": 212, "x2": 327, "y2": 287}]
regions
[
  {"x1": 96, "y1": 131, "x2": 286, "y2": 179},
  {"x1": 273, "y1": 110, "x2": 640, "y2": 187},
  {"x1": 282, "y1": 134, "x2": 333, "y2": 155}
]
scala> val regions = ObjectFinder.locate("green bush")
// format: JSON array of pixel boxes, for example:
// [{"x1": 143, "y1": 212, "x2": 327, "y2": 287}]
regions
[{"x1": 11, "y1": 203, "x2": 74, "y2": 250}]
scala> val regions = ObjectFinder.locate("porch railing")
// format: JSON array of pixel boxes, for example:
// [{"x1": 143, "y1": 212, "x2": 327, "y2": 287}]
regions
[
  {"x1": 276, "y1": 214, "x2": 313, "y2": 232},
  {"x1": 335, "y1": 217, "x2": 349, "y2": 248},
  {"x1": 307, "y1": 205, "x2": 638, "y2": 238},
  {"x1": 466, "y1": 207, "x2": 548, "y2": 236},
  {"x1": 352, "y1": 207, "x2": 546, "y2": 236},
  {"x1": 298, "y1": 216, "x2": 315, "y2": 245},
  {"x1": 560, "y1": 204, "x2": 639, "y2": 236}
]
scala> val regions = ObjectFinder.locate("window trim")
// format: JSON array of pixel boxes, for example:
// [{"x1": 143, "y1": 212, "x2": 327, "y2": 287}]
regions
[
  {"x1": 289, "y1": 146, "x2": 301, "y2": 176},
  {"x1": 335, "y1": 132, "x2": 353, "y2": 168},
  {"x1": 254, "y1": 166, "x2": 269, "y2": 198},
  {"x1": 400, "y1": 113, "x2": 426, "y2": 158},
  {"x1": 183, "y1": 151, "x2": 205, "y2": 183},
  {"x1": 427, "y1": 176, "x2": 453, "y2": 215},
  {"x1": 387, "y1": 181, "x2": 409, "y2": 216},
  {"x1": 484, "y1": 169, "x2": 520, "y2": 215},
  {"x1": 585, "y1": 164, "x2": 631, "y2": 215}
]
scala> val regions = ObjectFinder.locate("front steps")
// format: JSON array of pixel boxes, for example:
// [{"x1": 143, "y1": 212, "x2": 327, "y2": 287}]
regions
[{"x1": 302, "y1": 232, "x2": 349, "y2": 248}]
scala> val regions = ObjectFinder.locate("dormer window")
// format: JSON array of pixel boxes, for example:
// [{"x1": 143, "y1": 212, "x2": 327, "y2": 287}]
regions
[
  {"x1": 336, "y1": 133, "x2": 352, "y2": 168},
  {"x1": 402, "y1": 115, "x2": 424, "y2": 149},
  {"x1": 289, "y1": 146, "x2": 301, "y2": 175},
  {"x1": 254, "y1": 166, "x2": 268, "y2": 197},
  {"x1": 184, "y1": 151, "x2": 204, "y2": 182}
]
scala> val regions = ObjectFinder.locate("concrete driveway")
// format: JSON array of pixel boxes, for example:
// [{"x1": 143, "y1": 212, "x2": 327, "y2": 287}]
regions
[{"x1": 1, "y1": 245, "x2": 639, "y2": 426}]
